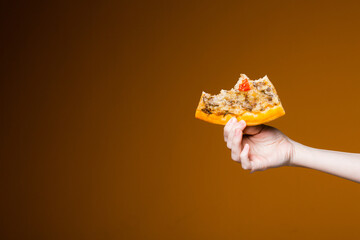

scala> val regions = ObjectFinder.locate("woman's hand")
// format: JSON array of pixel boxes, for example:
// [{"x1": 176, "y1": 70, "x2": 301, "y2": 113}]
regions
[
  {"x1": 224, "y1": 117, "x2": 294, "y2": 172},
  {"x1": 225, "y1": 117, "x2": 360, "y2": 182}
]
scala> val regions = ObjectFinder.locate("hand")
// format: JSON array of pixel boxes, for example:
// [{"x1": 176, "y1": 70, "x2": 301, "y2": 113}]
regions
[{"x1": 224, "y1": 117, "x2": 294, "y2": 172}]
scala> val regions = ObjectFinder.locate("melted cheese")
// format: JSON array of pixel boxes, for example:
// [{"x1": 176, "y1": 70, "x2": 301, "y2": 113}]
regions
[{"x1": 201, "y1": 75, "x2": 281, "y2": 116}]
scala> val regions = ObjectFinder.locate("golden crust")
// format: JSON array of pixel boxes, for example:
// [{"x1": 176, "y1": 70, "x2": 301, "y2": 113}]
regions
[{"x1": 195, "y1": 92, "x2": 285, "y2": 126}]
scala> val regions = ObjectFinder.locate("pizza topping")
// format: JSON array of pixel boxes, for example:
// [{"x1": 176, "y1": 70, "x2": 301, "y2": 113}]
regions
[
  {"x1": 201, "y1": 107, "x2": 212, "y2": 114},
  {"x1": 239, "y1": 78, "x2": 251, "y2": 91},
  {"x1": 200, "y1": 75, "x2": 281, "y2": 115}
]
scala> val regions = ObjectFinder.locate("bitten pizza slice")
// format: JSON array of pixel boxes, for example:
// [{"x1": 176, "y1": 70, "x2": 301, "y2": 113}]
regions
[{"x1": 195, "y1": 74, "x2": 285, "y2": 126}]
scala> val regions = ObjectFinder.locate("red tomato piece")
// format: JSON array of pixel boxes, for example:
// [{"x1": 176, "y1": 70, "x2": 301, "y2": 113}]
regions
[{"x1": 239, "y1": 79, "x2": 251, "y2": 91}]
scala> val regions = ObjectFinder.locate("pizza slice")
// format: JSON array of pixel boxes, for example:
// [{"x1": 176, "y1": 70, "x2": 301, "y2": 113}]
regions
[{"x1": 195, "y1": 74, "x2": 285, "y2": 126}]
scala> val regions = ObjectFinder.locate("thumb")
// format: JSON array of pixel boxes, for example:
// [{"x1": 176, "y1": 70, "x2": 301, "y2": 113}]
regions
[{"x1": 243, "y1": 125, "x2": 265, "y2": 135}]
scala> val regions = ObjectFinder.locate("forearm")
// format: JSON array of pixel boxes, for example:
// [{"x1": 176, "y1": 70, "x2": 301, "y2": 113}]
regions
[{"x1": 290, "y1": 141, "x2": 360, "y2": 183}]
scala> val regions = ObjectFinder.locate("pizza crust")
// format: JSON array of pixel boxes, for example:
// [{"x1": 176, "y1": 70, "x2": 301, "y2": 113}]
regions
[{"x1": 195, "y1": 92, "x2": 285, "y2": 126}]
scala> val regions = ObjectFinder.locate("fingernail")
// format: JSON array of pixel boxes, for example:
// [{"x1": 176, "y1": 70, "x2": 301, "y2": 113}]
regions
[{"x1": 240, "y1": 120, "x2": 246, "y2": 126}]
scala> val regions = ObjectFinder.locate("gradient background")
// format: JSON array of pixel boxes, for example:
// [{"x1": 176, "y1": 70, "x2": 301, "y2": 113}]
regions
[{"x1": 1, "y1": 1, "x2": 360, "y2": 239}]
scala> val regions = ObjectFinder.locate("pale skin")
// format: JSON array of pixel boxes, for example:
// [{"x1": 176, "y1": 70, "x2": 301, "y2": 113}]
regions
[{"x1": 224, "y1": 117, "x2": 360, "y2": 183}]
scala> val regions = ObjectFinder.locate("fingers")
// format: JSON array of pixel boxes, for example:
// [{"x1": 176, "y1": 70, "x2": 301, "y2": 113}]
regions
[
  {"x1": 243, "y1": 125, "x2": 265, "y2": 135},
  {"x1": 224, "y1": 117, "x2": 237, "y2": 142},
  {"x1": 231, "y1": 140, "x2": 251, "y2": 171},
  {"x1": 224, "y1": 119, "x2": 258, "y2": 172},
  {"x1": 227, "y1": 120, "x2": 246, "y2": 149},
  {"x1": 227, "y1": 123, "x2": 238, "y2": 149},
  {"x1": 250, "y1": 159, "x2": 267, "y2": 173},
  {"x1": 233, "y1": 143, "x2": 264, "y2": 173},
  {"x1": 231, "y1": 128, "x2": 242, "y2": 161},
  {"x1": 250, "y1": 161, "x2": 261, "y2": 173},
  {"x1": 240, "y1": 144, "x2": 251, "y2": 170}
]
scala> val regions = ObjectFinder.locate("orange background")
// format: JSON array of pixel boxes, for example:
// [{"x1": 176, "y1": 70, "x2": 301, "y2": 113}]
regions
[{"x1": 1, "y1": 1, "x2": 360, "y2": 239}]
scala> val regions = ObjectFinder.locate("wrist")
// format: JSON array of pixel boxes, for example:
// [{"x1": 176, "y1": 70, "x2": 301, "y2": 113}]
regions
[{"x1": 288, "y1": 140, "x2": 311, "y2": 167}]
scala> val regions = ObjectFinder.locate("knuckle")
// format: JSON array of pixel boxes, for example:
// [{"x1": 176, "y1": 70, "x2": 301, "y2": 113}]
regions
[
  {"x1": 252, "y1": 161, "x2": 266, "y2": 171},
  {"x1": 252, "y1": 161, "x2": 258, "y2": 170}
]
